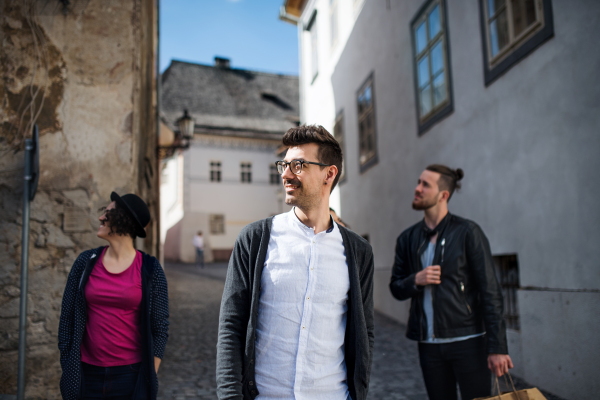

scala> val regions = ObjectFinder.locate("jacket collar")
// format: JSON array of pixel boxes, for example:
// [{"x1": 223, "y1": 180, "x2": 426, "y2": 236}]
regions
[{"x1": 420, "y1": 212, "x2": 452, "y2": 237}]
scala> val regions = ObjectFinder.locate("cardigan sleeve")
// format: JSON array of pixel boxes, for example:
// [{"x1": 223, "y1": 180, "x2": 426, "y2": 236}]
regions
[
  {"x1": 361, "y1": 246, "x2": 375, "y2": 387},
  {"x1": 150, "y1": 260, "x2": 170, "y2": 359},
  {"x1": 57, "y1": 251, "x2": 88, "y2": 367},
  {"x1": 216, "y1": 225, "x2": 253, "y2": 400}
]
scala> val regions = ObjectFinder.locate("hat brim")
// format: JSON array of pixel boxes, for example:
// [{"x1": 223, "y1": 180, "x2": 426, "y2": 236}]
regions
[{"x1": 110, "y1": 192, "x2": 147, "y2": 238}]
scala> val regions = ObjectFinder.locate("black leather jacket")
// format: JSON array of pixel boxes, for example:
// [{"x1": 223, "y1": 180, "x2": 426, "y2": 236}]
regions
[{"x1": 389, "y1": 213, "x2": 508, "y2": 354}]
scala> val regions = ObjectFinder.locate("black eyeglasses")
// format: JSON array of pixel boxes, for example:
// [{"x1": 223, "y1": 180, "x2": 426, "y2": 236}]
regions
[{"x1": 275, "y1": 159, "x2": 331, "y2": 175}]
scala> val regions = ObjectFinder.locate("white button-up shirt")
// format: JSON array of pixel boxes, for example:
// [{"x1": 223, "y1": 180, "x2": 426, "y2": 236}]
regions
[{"x1": 255, "y1": 208, "x2": 350, "y2": 400}]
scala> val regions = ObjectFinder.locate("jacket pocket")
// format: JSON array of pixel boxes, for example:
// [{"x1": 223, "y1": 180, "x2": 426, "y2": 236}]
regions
[{"x1": 459, "y1": 282, "x2": 472, "y2": 314}]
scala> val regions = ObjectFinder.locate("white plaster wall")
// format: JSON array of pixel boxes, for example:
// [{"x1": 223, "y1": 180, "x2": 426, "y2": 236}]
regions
[
  {"x1": 179, "y1": 139, "x2": 290, "y2": 262},
  {"x1": 160, "y1": 153, "x2": 184, "y2": 257},
  {"x1": 297, "y1": 0, "x2": 371, "y2": 216},
  {"x1": 318, "y1": 0, "x2": 600, "y2": 397}
]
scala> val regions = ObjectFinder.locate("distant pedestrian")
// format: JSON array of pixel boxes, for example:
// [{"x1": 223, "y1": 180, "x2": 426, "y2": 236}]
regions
[
  {"x1": 58, "y1": 192, "x2": 169, "y2": 400},
  {"x1": 193, "y1": 231, "x2": 204, "y2": 268},
  {"x1": 389, "y1": 165, "x2": 512, "y2": 400},
  {"x1": 329, "y1": 206, "x2": 349, "y2": 228},
  {"x1": 217, "y1": 125, "x2": 374, "y2": 400}
]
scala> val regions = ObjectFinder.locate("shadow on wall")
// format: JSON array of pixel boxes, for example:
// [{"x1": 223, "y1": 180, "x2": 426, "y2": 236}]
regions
[{"x1": 164, "y1": 219, "x2": 183, "y2": 262}]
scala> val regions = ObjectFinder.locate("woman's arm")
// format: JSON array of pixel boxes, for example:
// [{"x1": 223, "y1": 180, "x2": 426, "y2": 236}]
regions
[
  {"x1": 58, "y1": 252, "x2": 88, "y2": 366},
  {"x1": 150, "y1": 260, "x2": 170, "y2": 360}
]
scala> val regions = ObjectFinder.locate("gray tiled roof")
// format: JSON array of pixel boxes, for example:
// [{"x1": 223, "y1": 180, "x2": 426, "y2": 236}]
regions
[{"x1": 161, "y1": 60, "x2": 299, "y2": 136}]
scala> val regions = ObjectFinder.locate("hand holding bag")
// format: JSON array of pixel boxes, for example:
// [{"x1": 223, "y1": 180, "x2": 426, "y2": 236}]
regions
[{"x1": 475, "y1": 373, "x2": 547, "y2": 400}]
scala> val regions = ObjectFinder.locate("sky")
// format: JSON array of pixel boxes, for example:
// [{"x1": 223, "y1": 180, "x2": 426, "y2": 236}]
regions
[{"x1": 160, "y1": 0, "x2": 299, "y2": 75}]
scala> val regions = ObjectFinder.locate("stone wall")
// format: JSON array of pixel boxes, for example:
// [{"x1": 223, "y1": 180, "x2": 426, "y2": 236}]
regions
[{"x1": 0, "y1": 0, "x2": 158, "y2": 397}]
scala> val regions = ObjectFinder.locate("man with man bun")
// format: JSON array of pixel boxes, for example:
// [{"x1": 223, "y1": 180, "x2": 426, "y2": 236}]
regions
[{"x1": 390, "y1": 165, "x2": 512, "y2": 400}]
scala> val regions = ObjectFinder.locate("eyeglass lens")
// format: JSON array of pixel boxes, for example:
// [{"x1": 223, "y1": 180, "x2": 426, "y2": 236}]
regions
[{"x1": 277, "y1": 160, "x2": 303, "y2": 175}]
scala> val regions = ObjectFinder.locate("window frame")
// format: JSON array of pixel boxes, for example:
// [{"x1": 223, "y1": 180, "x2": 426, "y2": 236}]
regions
[
  {"x1": 269, "y1": 164, "x2": 280, "y2": 185},
  {"x1": 356, "y1": 72, "x2": 378, "y2": 173},
  {"x1": 210, "y1": 161, "x2": 222, "y2": 183},
  {"x1": 493, "y1": 254, "x2": 521, "y2": 331},
  {"x1": 240, "y1": 162, "x2": 252, "y2": 183},
  {"x1": 410, "y1": 0, "x2": 454, "y2": 136},
  {"x1": 330, "y1": 0, "x2": 339, "y2": 49},
  {"x1": 209, "y1": 214, "x2": 225, "y2": 235},
  {"x1": 479, "y1": 0, "x2": 554, "y2": 86},
  {"x1": 305, "y1": 10, "x2": 319, "y2": 84},
  {"x1": 333, "y1": 110, "x2": 346, "y2": 184}
]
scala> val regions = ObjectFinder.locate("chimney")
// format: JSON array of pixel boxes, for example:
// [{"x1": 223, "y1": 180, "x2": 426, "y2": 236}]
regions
[{"x1": 214, "y1": 57, "x2": 230, "y2": 69}]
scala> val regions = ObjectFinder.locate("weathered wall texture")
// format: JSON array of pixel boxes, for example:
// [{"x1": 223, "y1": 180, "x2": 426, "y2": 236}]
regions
[{"x1": 0, "y1": 0, "x2": 158, "y2": 397}]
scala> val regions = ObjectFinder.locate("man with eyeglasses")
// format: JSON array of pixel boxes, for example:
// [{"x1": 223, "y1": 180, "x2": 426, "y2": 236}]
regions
[{"x1": 217, "y1": 125, "x2": 374, "y2": 400}]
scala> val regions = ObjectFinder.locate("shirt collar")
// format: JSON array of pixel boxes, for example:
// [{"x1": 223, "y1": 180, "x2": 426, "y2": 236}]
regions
[{"x1": 289, "y1": 207, "x2": 335, "y2": 234}]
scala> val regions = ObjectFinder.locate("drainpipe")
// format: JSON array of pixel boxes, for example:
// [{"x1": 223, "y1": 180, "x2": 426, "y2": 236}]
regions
[{"x1": 156, "y1": 0, "x2": 162, "y2": 261}]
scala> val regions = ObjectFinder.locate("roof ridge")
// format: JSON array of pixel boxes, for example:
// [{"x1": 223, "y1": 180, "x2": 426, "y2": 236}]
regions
[{"x1": 168, "y1": 59, "x2": 299, "y2": 79}]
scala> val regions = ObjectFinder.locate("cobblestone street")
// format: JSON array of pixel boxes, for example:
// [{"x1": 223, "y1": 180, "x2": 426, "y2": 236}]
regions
[
  {"x1": 158, "y1": 263, "x2": 428, "y2": 400},
  {"x1": 158, "y1": 263, "x2": 563, "y2": 400}
]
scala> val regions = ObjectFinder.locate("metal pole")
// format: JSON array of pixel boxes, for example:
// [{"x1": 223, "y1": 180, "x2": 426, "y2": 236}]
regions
[{"x1": 17, "y1": 138, "x2": 33, "y2": 400}]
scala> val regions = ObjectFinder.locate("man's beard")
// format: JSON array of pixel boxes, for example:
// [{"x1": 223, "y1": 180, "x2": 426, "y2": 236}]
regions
[
  {"x1": 412, "y1": 196, "x2": 437, "y2": 210},
  {"x1": 284, "y1": 178, "x2": 319, "y2": 210}
]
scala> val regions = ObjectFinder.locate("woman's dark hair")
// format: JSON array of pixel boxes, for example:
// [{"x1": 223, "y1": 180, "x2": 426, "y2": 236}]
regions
[
  {"x1": 282, "y1": 124, "x2": 343, "y2": 192},
  {"x1": 425, "y1": 164, "x2": 464, "y2": 201},
  {"x1": 100, "y1": 203, "x2": 139, "y2": 239}
]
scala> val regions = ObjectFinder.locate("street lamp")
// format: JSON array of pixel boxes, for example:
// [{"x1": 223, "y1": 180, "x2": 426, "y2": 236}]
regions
[
  {"x1": 177, "y1": 109, "x2": 195, "y2": 140},
  {"x1": 158, "y1": 109, "x2": 195, "y2": 159}
]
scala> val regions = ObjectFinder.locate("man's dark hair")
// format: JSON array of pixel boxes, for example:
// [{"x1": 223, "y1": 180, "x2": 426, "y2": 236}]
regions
[
  {"x1": 101, "y1": 204, "x2": 139, "y2": 239},
  {"x1": 282, "y1": 124, "x2": 343, "y2": 192},
  {"x1": 425, "y1": 164, "x2": 464, "y2": 201}
]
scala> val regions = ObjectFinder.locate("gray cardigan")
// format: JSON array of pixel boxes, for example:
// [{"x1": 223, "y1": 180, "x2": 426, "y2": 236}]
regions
[{"x1": 216, "y1": 216, "x2": 375, "y2": 400}]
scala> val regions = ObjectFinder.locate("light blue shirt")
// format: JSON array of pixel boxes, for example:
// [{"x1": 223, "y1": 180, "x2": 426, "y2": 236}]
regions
[
  {"x1": 421, "y1": 241, "x2": 485, "y2": 343},
  {"x1": 255, "y1": 208, "x2": 350, "y2": 400}
]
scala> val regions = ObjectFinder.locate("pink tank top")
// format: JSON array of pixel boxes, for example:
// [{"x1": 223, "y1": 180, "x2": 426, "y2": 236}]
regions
[{"x1": 81, "y1": 247, "x2": 143, "y2": 366}]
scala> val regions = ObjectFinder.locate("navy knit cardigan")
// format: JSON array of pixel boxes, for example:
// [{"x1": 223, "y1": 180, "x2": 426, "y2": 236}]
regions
[{"x1": 58, "y1": 246, "x2": 169, "y2": 400}]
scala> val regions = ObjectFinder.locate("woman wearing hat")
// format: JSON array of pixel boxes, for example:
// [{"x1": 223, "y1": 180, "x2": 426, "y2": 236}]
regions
[{"x1": 58, "y1": 192, "x2": 169, "y2": 400}]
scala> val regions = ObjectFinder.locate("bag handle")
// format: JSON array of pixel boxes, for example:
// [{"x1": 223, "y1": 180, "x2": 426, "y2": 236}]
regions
[{"x1": 493, "y1": 373, "x2": 521, "y2": 400}]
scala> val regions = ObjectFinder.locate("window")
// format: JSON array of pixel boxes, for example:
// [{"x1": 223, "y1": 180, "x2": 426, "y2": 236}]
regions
[
  {"x1": 330, "y1": 0, "x2": 339, "y2": 49},
  {"x1": 493, "y1": 254, "x2": 520, "y2": 330},
  {"x1": 240, "y1": 162, "x2": 252, "y2": 183},
  {"x1": 411, "y1": 0, "x2": 453, "y2": 135},
  {"x1": 269, "y1": 165, "x2": 280, "y2": 185},
  {"x1": 356, "y1": 74, "x2": 377, "y2": 172},
  {"x1": 333, "y1": 111, "x2": 345, "y2": 183},
  {"x1": 210, "y1": 214, "x2": 225, "y2": 235},
  {"x1": 479, "y1": 0, "x2": 554, "y2": 85},
  {"x1": 210, "y1": 161, "x2": 221, "y2": 182},
  {"x1": 306, "y1": 10, "x2": 319, "y2": 82}
]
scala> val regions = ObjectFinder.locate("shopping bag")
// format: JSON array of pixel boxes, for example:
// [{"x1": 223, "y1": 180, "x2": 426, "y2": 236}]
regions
[{"x1": 474, "y1": 373, "x2": 547, "y2": 400}]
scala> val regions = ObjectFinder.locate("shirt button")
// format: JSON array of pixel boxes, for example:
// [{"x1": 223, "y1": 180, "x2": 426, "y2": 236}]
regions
[
  {"x1": 312, "y1": 240, "x2": 315, "y2": 243},
  {"x1": 302, "y1": 326, "x2": 305, "y2": 329},
  {"x1": 307, "y1": 297, "x2": 310, "y2": 300},
  {"x1": 310, "y1": 268, "x2": 313, "y2": 270}
]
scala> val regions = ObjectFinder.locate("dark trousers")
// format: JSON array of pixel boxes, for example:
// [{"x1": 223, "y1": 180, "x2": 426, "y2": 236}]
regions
[
  {"x1": 418, "y1": 335, "x2": 491, "y2": 400},
  {"x1": 82, "y1": 362, "x2": 140, "y2": 399},
  {"x1": 195, "y1": 248, "x2": 204, "y2": 267}
]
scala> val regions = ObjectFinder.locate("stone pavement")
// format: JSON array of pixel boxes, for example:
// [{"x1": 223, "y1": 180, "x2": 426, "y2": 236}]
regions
[{"x1": 158, "y1": 263, "x2": 565, "y2": 400}]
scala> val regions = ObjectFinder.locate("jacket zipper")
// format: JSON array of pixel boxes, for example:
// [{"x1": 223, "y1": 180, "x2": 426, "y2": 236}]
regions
[
  {"x1": 460, "y1": 281, "x2": 472, "y2": 314},
  {"x1": 431, "y1": 238, "x2": 445, "y2": 339},
  {"x1": 416, "y1": 237, "x2": 427, "y2": 341}
]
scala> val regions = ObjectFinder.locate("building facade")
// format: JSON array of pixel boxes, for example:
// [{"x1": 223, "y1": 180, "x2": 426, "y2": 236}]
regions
[
  {"x1": 160, "y1": 59, "x2": 297, "y2": 263},
  {"x1": 286, "y1": 0, "x2": 600, "y2": 398},
  {"x1": 0, "y1": 0, "x2": 159, "y2": 397}
]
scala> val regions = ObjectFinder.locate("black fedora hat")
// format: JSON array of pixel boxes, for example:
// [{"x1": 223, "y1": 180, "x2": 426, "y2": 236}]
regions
[{"x1": 110, "y1": 192, "x2": 150, "y2": 238}]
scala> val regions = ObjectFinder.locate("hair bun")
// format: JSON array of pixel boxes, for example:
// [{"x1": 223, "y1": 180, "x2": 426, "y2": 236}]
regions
[{"x1": 455, "y1": 168, "x2": 464, "y2": 181}]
